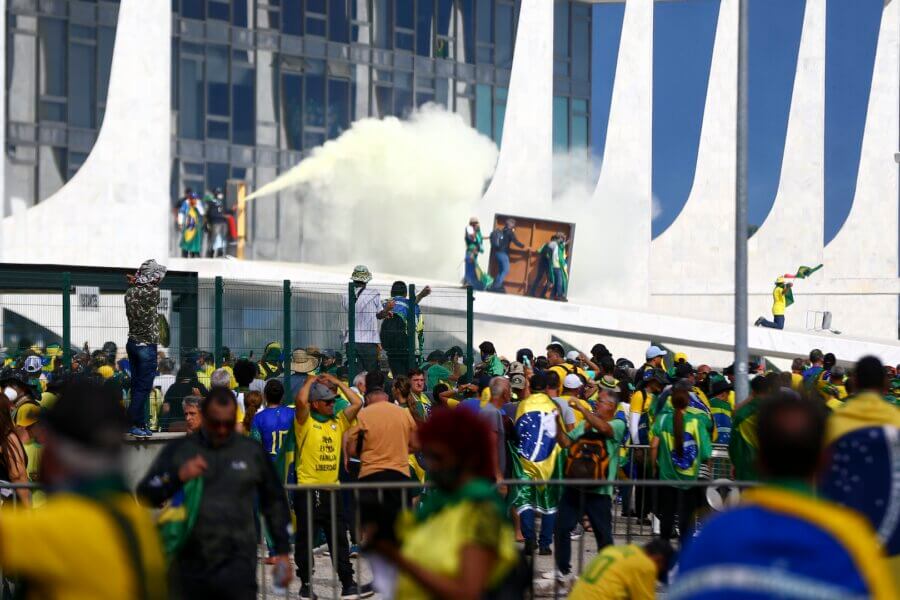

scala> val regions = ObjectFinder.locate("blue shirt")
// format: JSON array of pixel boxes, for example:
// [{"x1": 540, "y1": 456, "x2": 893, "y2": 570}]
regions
[
  {"x1": 252, "y1": 405, "x2": 296, "y2": 459},
  {"x1": 458, "y1": 397, "x2": 483, "y2": 413}
]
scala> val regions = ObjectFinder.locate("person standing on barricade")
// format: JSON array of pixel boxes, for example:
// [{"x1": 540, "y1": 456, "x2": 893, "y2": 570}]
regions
[
  {"x1": 137, "y1": 387, "x2": 292, "y2": 599},
  {"x1": 342, "y1": 265, "x2": 392, "y2": 375},
  {"x1": 292, "y1": 373, "x2": 373, "y2": 599},
  {"x1": 125, "y1": 259, "x2": 166, "y2": 439}
]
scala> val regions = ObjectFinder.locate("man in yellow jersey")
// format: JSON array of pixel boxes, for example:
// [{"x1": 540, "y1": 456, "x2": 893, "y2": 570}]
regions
[
  {"x1": 820, "y1": 355, "x2": 900, "y2": 589},
  {"x1": 292, "y1": 374, "x2": 373, "y2": 599},
  {"x1": 755, "y1": 276, "x2": 791, "y2": 329},
  {"x1": 0, "y1": 378, "x2": 167, "y2": 599},
  {"x1": 546, "y1": 343, "x2": 587, "y2": 397},
  {"x1": 568, "y1": 539, "x2": 674, "y2": 600}
]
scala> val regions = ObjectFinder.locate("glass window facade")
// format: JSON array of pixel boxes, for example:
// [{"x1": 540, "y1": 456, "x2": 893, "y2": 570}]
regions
[{"x1": 5, "y1": 0, "x2": 591, "y2": 250}]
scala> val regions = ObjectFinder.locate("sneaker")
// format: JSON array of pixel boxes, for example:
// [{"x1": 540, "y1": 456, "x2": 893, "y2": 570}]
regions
[
  {"x1": 340, "y1": 581, "x2": 374, "y2": 599},
  {"x1": 299, "y1": 583, "x2": 317, "y2": 599},
  {"x1": 349, "y1": 544, "x2": 360, "y2": 558},
  {"x1": 570, "y1": 524, "x2": 583, "y2": 540},
  {"x1": 139, "y1": 427, "x2": 153, "y2": 438},
  {"x1": 128, "y1": 426, "x2": 147, "y2": 438},
  {"x1": 754, "y1": 317, "x2": 764, "y2": 326},
  {"x1": 538, "y1": 545, "x2": 552, "y2": 556},
  {"x1": 312, "y1": 543, "x2": 329, "y2": 556}
]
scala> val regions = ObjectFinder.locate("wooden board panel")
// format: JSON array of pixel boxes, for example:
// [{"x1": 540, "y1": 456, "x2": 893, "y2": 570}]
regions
[{"x1": 487, "y1": 214, "x2": 575, "y2": 298}]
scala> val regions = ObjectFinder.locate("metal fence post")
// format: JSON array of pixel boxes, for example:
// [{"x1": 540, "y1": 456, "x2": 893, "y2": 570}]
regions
[
  {"x1": 407, "y1": 284, "x2": 416, "y2": 370},
  {"x1": 61, "y1": 272, "x2": 71, "y2": 369},
  {"x1": 283, "y1": 280, "x2": 292, "y2": 386},
  {"x1": 466, "y1": 285, "x2": 474, "y2": 383},
  {"x1": 214, "y1": 276, "x2": 224, "y2": 367},
  {"x1": 348, "y1": 282, "x2": 357, "y2": 381}
]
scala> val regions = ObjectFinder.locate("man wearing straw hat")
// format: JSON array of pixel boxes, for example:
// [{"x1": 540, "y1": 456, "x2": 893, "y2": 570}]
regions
[
  {"x1": 342, "y1": 265, "x2": 392, "y2": 374},
  {"x1": 287, "y1": 348, "x2": 319, "y2": 399}
]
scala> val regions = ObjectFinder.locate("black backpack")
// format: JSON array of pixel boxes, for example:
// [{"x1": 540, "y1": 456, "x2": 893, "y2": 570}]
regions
[{"x1": 565, "y1": 431, "x2": 610, "y2": 480}]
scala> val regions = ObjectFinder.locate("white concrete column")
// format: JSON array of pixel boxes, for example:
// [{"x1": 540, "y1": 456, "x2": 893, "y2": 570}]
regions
[
  {"x1": 1, "y1": 0, "x2": 171, "y2": 267},
  {"x1": 588, "y1": 0, "x2": 654, "y2": 308},
  {"x1": 748, "y1": 0, "x2": 825, "y2": 288},
  {"x1": 825, "y1": 0, "x2": 898, "y2": 280},
  {"x1": 477, "y1": 0, "x2": 553, "y2": 218},
  {"x1": 819, "y1": 0, "x2": 899, "y2": 340},
  {"x1": 650, "y1": 0, "x2": 737, "y2": 313}
]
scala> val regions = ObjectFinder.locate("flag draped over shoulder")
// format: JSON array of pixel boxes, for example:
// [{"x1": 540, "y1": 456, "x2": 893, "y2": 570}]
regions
[
  {"x1": 157, "y1": 478, "x2": 204, "y2": 561},
  {"x1": 509, "y1": 393, "x2": 564, "y2": 513}
]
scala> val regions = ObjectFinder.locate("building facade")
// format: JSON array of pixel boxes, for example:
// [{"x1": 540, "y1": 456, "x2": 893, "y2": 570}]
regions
[{"x1": 4, "y1": 0, "x2": 592, "y2": 259}]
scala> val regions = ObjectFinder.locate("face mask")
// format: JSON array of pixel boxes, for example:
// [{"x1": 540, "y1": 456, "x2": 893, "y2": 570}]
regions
[
  {"x1": 3, "y1": 387, "x2": 17, "y2": 402},
  {"x1": 429, "y1": 466, "x2": 462, "y2": 492}
]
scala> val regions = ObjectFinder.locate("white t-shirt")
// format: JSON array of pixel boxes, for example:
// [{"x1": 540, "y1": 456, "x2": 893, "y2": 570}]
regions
[
  {"x1": 342, "y1": 286, "x2": 382, "y2": 344},
  {"x1": 549, "y1": 241, "x2": 561, "y2": 268}
]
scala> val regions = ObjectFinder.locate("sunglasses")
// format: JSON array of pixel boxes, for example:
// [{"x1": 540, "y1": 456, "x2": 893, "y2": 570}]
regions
[{"x1": 315, "y1": 398, "x2": 336, "y2": 405}]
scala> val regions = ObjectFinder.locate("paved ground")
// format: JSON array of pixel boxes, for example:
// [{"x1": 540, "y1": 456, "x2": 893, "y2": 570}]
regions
[{"x1": 255, "y1": 511, "x2": 667, "y2": 599}]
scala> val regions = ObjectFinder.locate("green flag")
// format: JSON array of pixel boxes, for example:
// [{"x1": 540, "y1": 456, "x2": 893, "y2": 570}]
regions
[
  {"x1": 789, "y1": 264, "x2": 823, "y2": 279},
  {"x1": 157, "y1": 478, "x2": 204, "y2": 562}
]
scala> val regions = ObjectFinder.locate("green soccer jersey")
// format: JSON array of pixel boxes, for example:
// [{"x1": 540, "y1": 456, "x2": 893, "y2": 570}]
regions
[{"x1": 652, "y1": 411, "x2": 712, "y2": 488}]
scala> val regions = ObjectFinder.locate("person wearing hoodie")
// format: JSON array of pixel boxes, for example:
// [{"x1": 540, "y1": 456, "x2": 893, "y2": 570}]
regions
[{"x1": 125, "y1": 259, "x2": 166, "y2": 438}]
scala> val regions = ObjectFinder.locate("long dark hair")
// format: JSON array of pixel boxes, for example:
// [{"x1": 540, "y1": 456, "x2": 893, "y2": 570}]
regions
[
  {"x1": 671, "y1": 388, "x2": 690, "y2": 458},
  {"x1": 392, "y1": 376, "x2": 411, "y2": 404}
]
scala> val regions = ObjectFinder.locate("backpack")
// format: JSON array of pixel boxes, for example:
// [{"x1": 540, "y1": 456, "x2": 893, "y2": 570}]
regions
[{"x1": 565, "y1": 432, "x2": 610, "y2": 480}]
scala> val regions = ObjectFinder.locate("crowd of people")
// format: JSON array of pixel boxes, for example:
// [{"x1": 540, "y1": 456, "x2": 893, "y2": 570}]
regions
[
  {"x1": 0, "y1": 260, "x2": 898, "y2": 598},
  {"x1": 173, "y1": 187, "x2": 235, "y2": 258}
]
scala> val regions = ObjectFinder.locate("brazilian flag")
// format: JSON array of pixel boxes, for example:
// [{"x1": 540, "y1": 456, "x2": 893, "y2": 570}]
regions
[
  {"x1": 790, "y1": 264, "x2": 823, "y2": 279},
  {"x1": 157, "y1": 478, "x2": 204, "y2": 562}
]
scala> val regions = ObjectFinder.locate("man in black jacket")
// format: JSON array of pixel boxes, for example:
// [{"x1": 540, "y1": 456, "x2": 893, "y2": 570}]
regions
[
  {"x1": 489, "y1": 218, "x2": 525, "y2": 291},
  {"x1": 137, "y1": 387, "x2": 291, "y2": 599}
]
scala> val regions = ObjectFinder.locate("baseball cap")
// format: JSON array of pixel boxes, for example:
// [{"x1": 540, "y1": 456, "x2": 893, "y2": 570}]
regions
[
  {"x1": 309, "y1": 383, "x2": 337, "y2": 402},
  {"x1": 646, "y1": 346, "x2": 667, "y2": 361},
  {"x1": 565, "y1": 350, "x2": 581, "y2": 362},
  {"x1": 509, "y1": 373, "x2": 526, "y2": 390},
  {"x1": 15, "y1": 403, "x2": 40, "y2": 428},
  {"x1": 673, "y1": 352, "x2": 688, "y2": 364},
  {"x1": 563, "y1": 374, "x2": 583, "y2": 389},
  {"x1": 97, "y1": 365, "x2": 115, "y2": 380},
  {"x1": 507, "y1": 361, "x2": 525, "y2": 376}
]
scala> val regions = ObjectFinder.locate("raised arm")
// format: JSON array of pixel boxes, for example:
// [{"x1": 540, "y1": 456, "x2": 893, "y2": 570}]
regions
[
  {"x1": 415, "y1": 285, "x2": 432, "y2": 304},
  {"x1": 294, "y1": 375, "x2": 315, "y2": 425},
  {"x1": 571, "y1": 401, "x2": 613, "y2": 438}
]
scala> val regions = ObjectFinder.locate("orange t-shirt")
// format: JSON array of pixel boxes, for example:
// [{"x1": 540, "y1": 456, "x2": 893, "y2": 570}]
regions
[{"x1": 348, "y1": 401, "x2": 417, "y2": 479}]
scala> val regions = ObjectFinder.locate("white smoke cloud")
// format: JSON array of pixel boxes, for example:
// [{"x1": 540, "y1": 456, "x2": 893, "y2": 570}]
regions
[{"x1": 247, "y1": 105, "x2": 498, "y2": 281}]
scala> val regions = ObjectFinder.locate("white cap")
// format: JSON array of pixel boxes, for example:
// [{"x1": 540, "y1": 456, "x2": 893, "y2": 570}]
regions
[
  {"x1": 565, "y1": 350, "x2": 580, "y2": 362},
  {"x1": 563, "y1": 374, "x2": 583, "y2": 389},
  {"x1": 646, "y1": 345, "x2": 667, "y2": 360}
]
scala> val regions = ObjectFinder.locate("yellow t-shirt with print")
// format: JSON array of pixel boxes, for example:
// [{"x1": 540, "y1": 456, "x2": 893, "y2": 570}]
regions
[
  {"x1": 295, "y1": 412, "x2": 351, "y2": 484},
  {"x1": 0, "y1": 493, "x2": 166, "y2": 600},
  {"x1": 569, "y1": 543, "x2": 657, "y2": 600},
  {"x1": 561, "y1": 395, "x2": 594, "y2": 425}
]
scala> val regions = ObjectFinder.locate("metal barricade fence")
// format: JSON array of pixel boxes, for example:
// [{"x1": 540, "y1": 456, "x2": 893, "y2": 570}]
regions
[
  {"x1": 0, "y1": 266, "x2": 473, "y2": 428},
  {"x1": 0, "y1": 475, "x2": 754, "y2": 600}
]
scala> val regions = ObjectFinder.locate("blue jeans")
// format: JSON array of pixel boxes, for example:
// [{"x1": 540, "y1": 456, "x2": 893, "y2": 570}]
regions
[
  {"x1": 552, "y1": 267, "x2": 565, "y2": 299},
  {"x1": 493, "y1": 252, "x2": 510, "y2": 290},
  {"x1": 519, "y1": 508, "x2": 556, "y2": 549},
  {"x1": 759, "y1": 315, "x2": 785, "y2": 329},
  {"x1": 126, "y1": 339, "x2": 157, "y2": 427},
  {"x1": 555, "y1": 490, "x2": 613, "y2": 574}
]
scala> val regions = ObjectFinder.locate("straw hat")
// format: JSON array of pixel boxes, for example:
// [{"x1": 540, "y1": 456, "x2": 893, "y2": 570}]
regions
[
  {"x1": 351, "y1": 265, "x2": 372, "y2": 283},
  {"x1": 291, "y1": 349, "x2": 319, "y2": 374}
]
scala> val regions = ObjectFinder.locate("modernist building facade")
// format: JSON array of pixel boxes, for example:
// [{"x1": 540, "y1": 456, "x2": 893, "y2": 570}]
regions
[
  {"x1": 1, "y1": 0, "x2": 897, "y2": 345},
  {"x1": 3, "y1": 0, "x2": 591, "y2": 259}
]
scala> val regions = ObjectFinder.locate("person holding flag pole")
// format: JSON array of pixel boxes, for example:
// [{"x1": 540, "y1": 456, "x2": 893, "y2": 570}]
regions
[{"x1": 754, "y1": 264, "x2": 822, "y2": 330}]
